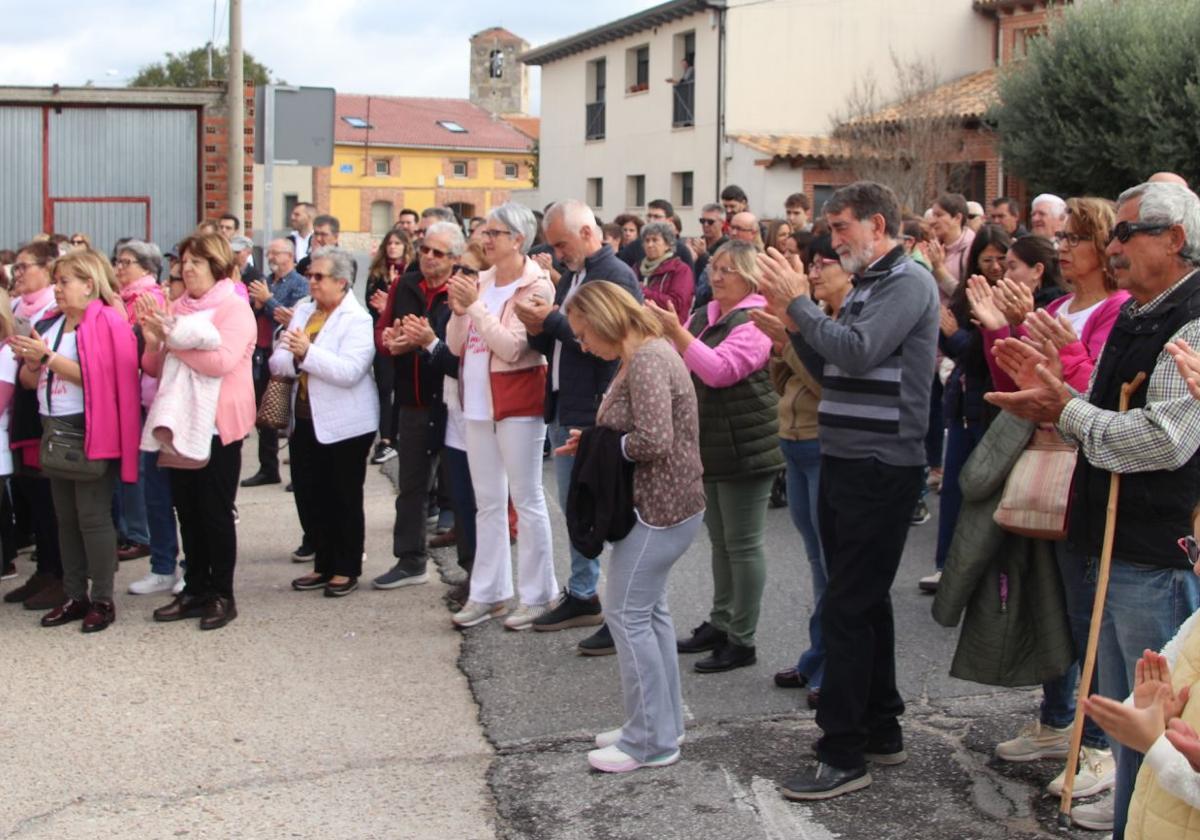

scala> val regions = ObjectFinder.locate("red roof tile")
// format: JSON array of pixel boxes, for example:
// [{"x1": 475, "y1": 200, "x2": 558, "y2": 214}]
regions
[
  {"x1": 500, "y1": 115, "x2": 540, "y2": 140},
  {"x1": 334, "y1": 94, "x2": 534, "y2": 152}
]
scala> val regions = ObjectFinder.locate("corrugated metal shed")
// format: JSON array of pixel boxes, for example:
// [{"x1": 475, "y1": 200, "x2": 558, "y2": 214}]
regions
[{"x1": 0, "y1": 107, "x2": 43, "y2": 248}]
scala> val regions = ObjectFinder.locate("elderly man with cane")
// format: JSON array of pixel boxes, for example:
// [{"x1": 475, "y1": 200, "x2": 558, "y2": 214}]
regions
[{"x1": 987, "y1": 180, "x2": 1200, "y2": 835}]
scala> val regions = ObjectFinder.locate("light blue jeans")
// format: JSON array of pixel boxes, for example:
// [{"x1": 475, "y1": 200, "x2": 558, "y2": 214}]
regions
[
  {"x1": 1090, "y1": 557, "x2": 1200, "y2": 839},
  {"x1": 550, "y1": 420, "x2": 600, "y2": 600},
  {"x1": 780, "y1": 438, "x2": 825, "y2": 687},
  {"x1": 142, "y1": 449, "x2": 179, "y2": 576}
]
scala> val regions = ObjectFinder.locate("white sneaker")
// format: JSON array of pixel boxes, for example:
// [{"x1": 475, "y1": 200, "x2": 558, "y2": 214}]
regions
[
  {"x1": 128, "y1": 572, "x2": 178, "y2": 595},
  {"x1": 503, "y1": 602, "x2": 550, "y2": 631},
  {"x1": 1070, "y1": 792, "x2": 1114, "y2": 831},
  {"x1": 995, "y1": 720, "x2": 1071, "y2": 762},
  {"x1": 587, "y1": 744, "x2": 680, "y2": 773},
  {"x1": 1046, "y1": 746, "x2": 1115, "y2": 798},
  {"x1": 595, "y1": 727, "x2": 685, "y2": 749},
  {"x1": 918, "y1": 570, "x2": 942, "y2": 593},
  {"x1": 452, "y1": 600, "x2": 508, "y2": 628},
  {"x1": 172, "y1": 576, "x2": 186, "y2": 595}
]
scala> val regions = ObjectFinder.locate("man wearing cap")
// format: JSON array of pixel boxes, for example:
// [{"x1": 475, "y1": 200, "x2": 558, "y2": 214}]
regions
[
  {"x1": 965, "y1": 201, "x2": 986, "y2": 233},
  {"x1": 230, "y1": 235, "x2": 262, "y2": 286}
]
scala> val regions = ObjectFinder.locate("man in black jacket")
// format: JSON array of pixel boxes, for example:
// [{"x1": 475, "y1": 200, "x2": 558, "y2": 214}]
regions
[
  {"x1": 372, "y1": 221, "x2": 463, "y2": 590},
  {"x1": 516, "y1": 200, "x2": 642, "y2": 649}
]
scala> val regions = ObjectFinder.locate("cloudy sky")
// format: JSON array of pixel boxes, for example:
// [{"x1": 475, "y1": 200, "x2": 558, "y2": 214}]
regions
[{"x1": 0, "y1": 1, "x2": 660, "y2": 113}]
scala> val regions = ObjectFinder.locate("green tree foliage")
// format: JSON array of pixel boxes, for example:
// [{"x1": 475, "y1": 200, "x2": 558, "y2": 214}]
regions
[
  {"x1": 993, "y1": 0, "x2": 1200, "y2": 198},
  {"x1": 129, "y1": 45, "x2": 279, "y2": 88}
]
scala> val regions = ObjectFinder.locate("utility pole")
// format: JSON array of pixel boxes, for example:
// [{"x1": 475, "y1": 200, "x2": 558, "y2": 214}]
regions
[{"x1": 227, "y1": 0, "x2": 244, "y2": 226}]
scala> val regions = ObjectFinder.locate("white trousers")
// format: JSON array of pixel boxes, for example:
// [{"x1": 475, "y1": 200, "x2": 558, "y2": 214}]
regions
[{"x1": 465, "y1": 418, "x2": 558, "y2": 606}]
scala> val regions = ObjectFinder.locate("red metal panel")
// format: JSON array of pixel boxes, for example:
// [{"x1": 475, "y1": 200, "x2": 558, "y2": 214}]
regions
[{"x1": 49, "y1": 196, "x2": 152, "y2": 240}]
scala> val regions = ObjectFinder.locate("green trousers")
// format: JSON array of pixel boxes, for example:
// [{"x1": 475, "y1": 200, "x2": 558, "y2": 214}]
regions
[{"x1": 704, "y1": 474, "x2": 774, "y2": 647}]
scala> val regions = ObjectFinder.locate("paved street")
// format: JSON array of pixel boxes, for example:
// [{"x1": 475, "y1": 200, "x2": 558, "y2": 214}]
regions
[{"x1": 1, "y1": 443, "x2": 1107, "y2": 839}]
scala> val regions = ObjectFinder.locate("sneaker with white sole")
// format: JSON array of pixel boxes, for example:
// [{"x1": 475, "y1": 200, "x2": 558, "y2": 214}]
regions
[
  {"x1": 128, "y1": 572, "x2": 178, "y2": 595},
  {"x1": 172, "y1": 576, "x2": 186, "y2": 595},
  {"x1": 595, "y1": 727, "x2": 685, "y2": 749},
  {"x1": 503, "y1": 602, "x2": 550, "y2": 631},
  {"x1": 918, "y1": 570, "x2": 942, "y2": 593},
  {"x1": 1046, "y1": 746, "x2": 1115, "y2": 799},
  {"x1": 587, "y1": 744, "x2": 680, "y2": 773},
  {"x1": 452, "y1": 600, "x2": 508, "y2": 628},
  {"x1": 995, "y1": 720, "x2": 1071, "y2": 762},
  {"x1": 1070, "y1": 792, "x2": 1114, "y2": 831}
]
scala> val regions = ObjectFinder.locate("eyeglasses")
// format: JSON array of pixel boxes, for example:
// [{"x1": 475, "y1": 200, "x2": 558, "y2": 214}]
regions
[
  {"x1": 70, "y1": 238, "x2": 86, "y2": 246},
  {"x1": 729, "y1": 225, "x2": 757, "y2": 234},
  {"x1": 699, "y1": 218, "x2": 721, "y2": 226},
  {"x1": 114, "y1": 258, "x2": 138, "y2": 268},
  {"x1": 712, "y1": 264, "x2": 741, "y2": 277},
  {"x1": 11, "y1": 262, "x2": 39, "y2": 274},
  {"x1": 646, "y1": 213, "x2": 668, "y2": 222},
  {"x1": 307, "y1": 272, "x2": 334, "y2": 282},
  {"x1": 419, "y1": 245, "x2": 449, "y2": 258},
  {"x1": 1109, "y1": 221, "x2": 1171, "y2": 245},
  {"x1": 812, "y1": 257, "x2": 841, "y2": 269},
  {"x1": 479, "y1": 229, "x2": 511, "y2": 240},
  {"x1": 1053, "y1": 231, "x2": 1092, "y2": 249}
]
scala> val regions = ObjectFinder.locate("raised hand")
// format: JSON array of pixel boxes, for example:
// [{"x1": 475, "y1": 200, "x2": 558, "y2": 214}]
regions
[
  {"x1": 400, "y1": 314, "x2": 435, "y2": 347},
  {"x1": 369, "y1": 288, "x2": 389, "y2": 314},
  {"x1": 748, "y1": 308, "x2": 789, "y2": 353},
  {"x1": 984, "y1": 341, "x2": 1072, "y2": 424},
  {"x1": 1024, "y1": 308, "x2": 1078, "y2": 351},
  {"x1": 1134, "y1": 650, "x2": 1191, "y2": 726},
  {"x1": 993, "y1": 337, "x2": 1062, "y2": 391},
  {"x1": 756, "y1": 247, "x2": 809, "y2": 319},
  {"x1": 939, "y1": 305, "x2": 959, "y2": 337},
  {"x1": 1166, "y1": 338, "x2": 1200, "y2": 401},
  {"x1": 1166, "y1": 719, "x2": 1200, "y2": 772},
  {"x1": 994, "y1": 276, "x2": 1035, "y2": 326},
  {"x1": 965, "y1": 275, "x2": 1007, "y2": 331},
  {"x1": 1082, "y1": 688, "x2": 1172, "y2": 754}
]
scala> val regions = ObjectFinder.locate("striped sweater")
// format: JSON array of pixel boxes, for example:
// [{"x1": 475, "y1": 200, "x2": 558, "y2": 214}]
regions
[{"x1": 786, "y1": 245, "x2": 939, "y2": 467}]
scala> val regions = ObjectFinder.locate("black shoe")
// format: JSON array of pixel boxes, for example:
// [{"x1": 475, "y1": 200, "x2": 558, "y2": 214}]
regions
[
  {"x1": 240, "y1": 472, "x2": 281, "y2": 488},
  {"x1": 200, "y1": 596, "x2": 237, "y2": 630},
  {"x1": 677, "y1": 620, "x2": 727, "y2": 654},
  {"x1": 910, "y1": 499, "x2": 930, "y2": 525},
  {"x1": 533, "y1": 588, "x2": 603, "y2": 631},
  {"x1": 864, "y1": 733, "x2": 908, "y2": 766},
  {"x1": 695, "y1": 641, "x2": 757, "y2": 673},
  {"x1": 324, "y1": 578, "x2": 358, "y2": 598},
  {"x1": 291, "y1": 573, "x2": 331, "y2": 591},
  {"x1": 291, "y1": 543, "x2": 315, "y2": 563},
  {"x1": 285, "y1": 482, "x2": 294, "y2": 493},
  {"x1": 577, "y1": 623, "x2": 615, "y2": 656},
  {"x1": 774, "y1": 667, "x2": 808, "y2": 689},
  {"x1": 781, "y1": 762, "x2": 872, "y2": 801}
]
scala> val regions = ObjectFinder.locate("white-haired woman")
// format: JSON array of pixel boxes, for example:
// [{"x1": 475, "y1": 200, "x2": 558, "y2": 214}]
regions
[
  {"x1": 273, "y1": 247, "x2": 379, "y2": 597},
  {"x1": 446, "y1": 203, "x2": 558, "y2": 629}
]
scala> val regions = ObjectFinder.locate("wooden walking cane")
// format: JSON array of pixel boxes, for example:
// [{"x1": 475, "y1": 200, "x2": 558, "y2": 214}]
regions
[{"x1": 1057, "y1": 371, "x2": 1147, "y2": 827}]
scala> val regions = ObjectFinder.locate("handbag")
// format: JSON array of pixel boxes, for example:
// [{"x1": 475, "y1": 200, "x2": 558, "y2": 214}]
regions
[
  {"x1": 256, "y1": 375, "x2": 295, "y2": 430},
  {"x1": 992, "y1": 424, "x2": 1078, "y2": 540},
  {"x1": 38, "y1": 320, "x2": 108, "y2": 482}
]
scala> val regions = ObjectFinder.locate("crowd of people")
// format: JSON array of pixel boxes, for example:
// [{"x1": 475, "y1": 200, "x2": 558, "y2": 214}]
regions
[{"x1": 5, "y1": 171, "x2": 1200, "y2": 838}]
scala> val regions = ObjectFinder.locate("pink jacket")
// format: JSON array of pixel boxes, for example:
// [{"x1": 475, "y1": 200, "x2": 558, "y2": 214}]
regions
[
  {"x1": 682, "y1": 294, "x2": 774, "y2": 388},
  {"x1": 142, "y1": 292, "x2": 256, "y2": 445},
  {"x1": 982, "y1": 291, "x2": 1129, "y2": 393},
  {"x1": 76, "y1": 300, "x2": 142, "y2": 482}
]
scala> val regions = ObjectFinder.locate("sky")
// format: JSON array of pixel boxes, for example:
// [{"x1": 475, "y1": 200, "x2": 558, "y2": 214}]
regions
[{"x1": 0, "y1": 1, "x2": 661, "y2": 114}]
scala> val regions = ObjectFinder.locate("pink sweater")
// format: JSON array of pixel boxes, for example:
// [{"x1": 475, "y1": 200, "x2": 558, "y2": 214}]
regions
[
  {"x1": 76, "y1": 301, "x2": 142, "y2": 482},
  {"x1": 142, "y1": 292, "x2": 256, "y2": 445},
  {"x1": 682, "y1": 294, "x2": 773, "y2": 388},
  {"x1": 982, "y1": 291, "x2": 1129, "y2": 393}
]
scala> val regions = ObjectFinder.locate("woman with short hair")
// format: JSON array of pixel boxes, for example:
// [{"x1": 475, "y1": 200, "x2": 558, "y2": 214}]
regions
[
  {"x1": 139, "y1": 233, "x2": 255, "y2": 631},
  {"x1": 274, "y1": 247, "x2": 379, "y2": 597},
  {"x1": 638, "y1": 222, "x2": 694, "y2": 316},
  {"x1": 614, "y1": 214, "x2": 644, "y2": 248}
]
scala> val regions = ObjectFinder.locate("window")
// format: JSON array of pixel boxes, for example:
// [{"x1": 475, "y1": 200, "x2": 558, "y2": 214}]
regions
[
  {"x1": 812, "y1": 185, "x2": 836, "y2": 218},
  {"x1": 626, "y1": 44, "x2": 650, "y2": 93},
  {"x1": 374, "y1": 159, "x2": 390, "y2": 176},
  {"x1": 672, "y1": 171, "x2": 694, "y2": 209},
  {"x1": 451, "y1": 160, "x2": 468, "y2": 178},
  {"x1": 341, "y1": 116, "x2": 372, "y2": 129},
  {"x1": 671, "y1": 31, "x2": 696, "y2": 127},
  {"x1": 1013, "y1": 25, "x2": 1046, "y2": 59},
  {"x1": 585, "y1": 58, "x2": 606, "y2": 141},
  {"x1": 503, "y1": 162, "x2": 519, "y2": 179},
  {"x1": 587, "y1": 177, "x2": 603, "y2": 210},
  {"x1": 438, "y1": 120, "x2": 468, "y2": 133},
  {"x1": 627, "y1": 175, "x2": 645, "y2": 208},
  {"x1": 283, "y1": 193, "x2": 299, "y2": 222},
  {"x1": 588, "y1": 57, "x2": 606, "y2": 103},
  {"x1": 370, "y1": 201, "x2": 394, "y2": 236}
]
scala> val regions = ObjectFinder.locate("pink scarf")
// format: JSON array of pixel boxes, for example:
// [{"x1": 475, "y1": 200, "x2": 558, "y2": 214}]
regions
[
  {"x1": 174, "y1": 277, "x2": 235, "y2": 317},
  {"x1": 119, "y1": 275, "x2": 163, "y2": 326},
  {"x1": 15, "y1": 285, "x2": 54, "y2": 320}
]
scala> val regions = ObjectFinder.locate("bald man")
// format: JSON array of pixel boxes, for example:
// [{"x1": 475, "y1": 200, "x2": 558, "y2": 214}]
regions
[
  {"x1": 728, "y1": 211, "x2": 762, "y2": 246},
  {"x1": 1149, "y1": 171, "x2": 1189, "y2": 187}
]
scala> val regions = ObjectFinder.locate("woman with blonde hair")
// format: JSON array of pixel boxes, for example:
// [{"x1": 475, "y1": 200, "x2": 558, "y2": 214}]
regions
[
  {"x1": 560, "y1": 280, "x2": 705, "y2": 773},
  {"x1": 9, "y1": 250, "x2": 141, "y2": 632}
]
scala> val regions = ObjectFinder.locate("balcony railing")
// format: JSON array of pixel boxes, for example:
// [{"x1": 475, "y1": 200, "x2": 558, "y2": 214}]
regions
[
  {"x1": 586, "y1": 101, "x2": 606, "y2": 140},
  {"x1": 672, "y1": 81, "x2": 694, "y2": 128}
]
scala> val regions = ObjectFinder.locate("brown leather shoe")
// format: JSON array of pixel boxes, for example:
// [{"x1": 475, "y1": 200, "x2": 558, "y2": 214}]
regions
[
  {"x1": 4, "y1": 572, "x2": 53, "y2": 604},
  {"x1": 153, "y1": 593, "x2": 209, "y2": 622},
  {"x1": 24, "y1": 578, "x2": 65, "y2": 611},
  {"x1": 82, "y1": 599, "x2": 115, "y2": 633},
  {"x1": 200, "y1": 596, "x2": 237, "y2": 631},
  {"x1": 429, "y1": 528, "x2": 457, "y2": 549},
  {"x1": 41, "y1": 597, "x2": 91, "y2": 627},
  {"x1": 117, "y1": 542, "x2": 151, "y2": 562},
  {"x1": 806, "y1": 688, "x2": 821, "y2": 711}
]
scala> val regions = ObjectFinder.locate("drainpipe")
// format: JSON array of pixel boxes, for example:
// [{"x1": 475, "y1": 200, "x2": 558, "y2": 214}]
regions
[{"x1": 714, "y1": 1, "x2": 726, "y2": 197}]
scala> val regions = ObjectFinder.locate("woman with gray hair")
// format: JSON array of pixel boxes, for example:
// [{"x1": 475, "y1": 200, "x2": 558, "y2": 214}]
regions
[
  {"x1": 446, "y1": 202, "x2": 559, "y2": 629},
  {"x1": 271, "y1": 246, "x2": 379, "y2": 597},
  {"x1": 639, "y1": 222, "x2": 695, "y2": 316}
]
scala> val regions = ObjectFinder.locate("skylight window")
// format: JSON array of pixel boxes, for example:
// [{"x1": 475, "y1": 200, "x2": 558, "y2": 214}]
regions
[
  {"x1": 342, "y1": 116, "x2": 372, "y2": 129},
  {"x1": 438, "y1": 120, "x2": 468, "y2": 133}
]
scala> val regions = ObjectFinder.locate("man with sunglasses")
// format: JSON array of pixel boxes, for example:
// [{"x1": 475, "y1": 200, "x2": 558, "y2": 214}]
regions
[
  {"x1": 689, "y1": 203, "x2": 730, "y2": 313},
  {"x1": 988, "y1": 180, "x2": 1200, "y2": 835}
]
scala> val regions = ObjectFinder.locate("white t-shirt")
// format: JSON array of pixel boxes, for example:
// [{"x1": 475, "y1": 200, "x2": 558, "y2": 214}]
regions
[
  {"x1": 462, "y1": 282, "x2": 521, "y2": 422},
  {"x1": 37, "y1": 318, "x2": 86, "y2": 418},
  {"x1": 0, "y1": 345, "x2": 17, "y2": 475},
  {"x1": 1059, "y1": 295, "x2": 1105, "y2": 338}
]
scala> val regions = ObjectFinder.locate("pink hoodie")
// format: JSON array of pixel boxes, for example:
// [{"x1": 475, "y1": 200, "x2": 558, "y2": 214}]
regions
[
  {"x1": 682, "y1": 294, "x2": 773, "y2": 388},
  {"x1": 76, "y1": 300, "x2": 142, "y2": 482}
]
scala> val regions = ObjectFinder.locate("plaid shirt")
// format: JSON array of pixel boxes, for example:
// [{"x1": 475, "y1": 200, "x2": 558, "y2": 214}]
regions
[{"x1": 1059, "y1": 270, "x2": 1200, "y2": 474}]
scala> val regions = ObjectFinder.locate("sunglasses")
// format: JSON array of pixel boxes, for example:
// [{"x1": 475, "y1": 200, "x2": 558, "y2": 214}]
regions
[
  {"x1": 307, "y1": 272, "x2": 334, "y2": 282},
  {"x1": 419, "y1": 245, "x2": 449, "y2": 258},
  {"x1": 1109, "y1": 221, "x2": 1171, "y2": 245},
  {"x1": 1180, "y1": 535, "x2": 1200, "y2": 566},
  {"x1": 699, "y1": 218, "x2": 721, "y2": 226}
]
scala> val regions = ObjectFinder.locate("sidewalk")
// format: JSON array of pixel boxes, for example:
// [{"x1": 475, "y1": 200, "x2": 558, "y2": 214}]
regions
[{"x1": 0, "y1": 453, "x2": 494, "y2": 840}]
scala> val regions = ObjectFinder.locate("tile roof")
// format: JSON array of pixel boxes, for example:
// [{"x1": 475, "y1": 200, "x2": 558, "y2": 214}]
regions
[
  {"x1": 500, "y1": 115, "x2": 540, "y2": 141},
  {"x1": 472, "y1": 26, "x2": 527, "y2": 44},
  {"x1": 520, "y1": 0, "x2": 717, "y2": 66},
  {"x1": 730, "y1": 134, "x2": 857, "y2": 163},
  {"x1": 334, "y1": 94, "x2": 534, "y2": 152},
  {"x1": 973, "y1": 0, "x2": 1058, "y2": 13},
  {"x1": 850, "y1": 67, "x2": 998, "y2": 126}
]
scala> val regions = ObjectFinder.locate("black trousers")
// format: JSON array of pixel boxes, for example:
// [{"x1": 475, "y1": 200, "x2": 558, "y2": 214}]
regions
[
  {"x1": 391, "y1": 406, "x2": 436, "y2": 564},
  {"x1": 373, "y1": 351, "x2": 395, "y2": 442},
  {"x1": 290, "y1": 417, "x2": 373, "y2": 578},
  {"x1": 0, "y1": 478, "x2": 16, "y2": 564},
  {"x1": 171, "y1": 437, "x2": 242, "y2": 600},
  {"x1": 12, "y1": 474, "x2": 62, "y2": 578},
  {"x1": 815, "y1": 455, "x2": 923, "y2": 770},
  {"x1": 252, "y1": 347, "x2": 280, "y2": 478}
]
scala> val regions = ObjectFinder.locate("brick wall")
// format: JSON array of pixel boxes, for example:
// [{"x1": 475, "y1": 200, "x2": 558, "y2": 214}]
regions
[{"x1": 201, "y1": 83, "x2": 256, "y2": 233}]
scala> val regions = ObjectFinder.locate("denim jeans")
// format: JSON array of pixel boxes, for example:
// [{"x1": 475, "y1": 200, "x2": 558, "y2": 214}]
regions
[
  {"x1": 780, "y1": 438, "x2": 825, "y2": 686},
  {"x1": 1091, "y1": 558, "x2": 1200, "y2": 839},
  {"x1": 934, "y1": 421, "x2": 986, "y2": 571},
  {"x1": 1038, "y1": 543, "x2": 1106, "y2": 749},
  {"x1": 141, "y1": 449, "x2": 179, "y2": 576},
  {"x1": 114, "y1": 468, "x2": 151, "y2": 546},
  {"x1": 550, "y1": 420, "x2": 600, "y2": 600}
]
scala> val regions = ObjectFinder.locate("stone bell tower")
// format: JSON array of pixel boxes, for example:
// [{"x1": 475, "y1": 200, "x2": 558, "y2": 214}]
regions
[{"x1": 469, "y1": 27, "x2": 530, "y2": 115}]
